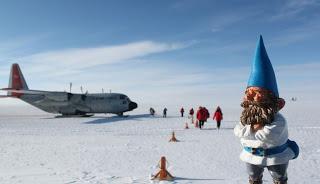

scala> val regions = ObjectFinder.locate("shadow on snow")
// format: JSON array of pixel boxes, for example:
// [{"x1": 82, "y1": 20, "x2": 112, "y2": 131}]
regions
[
  {"x1": 84, "y1": 114, "x2": 152, "y2": 124},
  {"x1": 200, "y1": 127, "x2": 234, "y2": 130},
  {"x1": 174, "y1": 177, "x2": 225, "y2": 181}
]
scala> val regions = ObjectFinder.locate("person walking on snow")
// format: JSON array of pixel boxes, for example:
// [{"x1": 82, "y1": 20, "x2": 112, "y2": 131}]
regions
[
  {"x1": 149, "y1": 107, "x2": 155, "y2": 116},
  {"x1": 163, "y1": 108, "x2": 167, "y2": 118},
  {"x1": 234, "y1": 36, "x2": 299, "y2": 184},
  {"x1": 189, "y1": 108, "x2": 194, "y2": 124},
  {"x1": 189, "y1": 108, "x2": 194, "y2": 116},
  {"x1": 196, "y1": 106, "x2": 206, "y2": 129},
  {"x1": 180, "y1": 107, "x2": 184, "y2": 117},
  {"x1": 213, "y1": 106, "x2": 223, "y2": 129}
]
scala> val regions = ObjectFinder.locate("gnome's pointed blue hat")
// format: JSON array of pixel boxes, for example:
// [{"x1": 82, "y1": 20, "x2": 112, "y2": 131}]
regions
[{"x1": 247, "y1": 35, "x2": 279, "y2": 97}]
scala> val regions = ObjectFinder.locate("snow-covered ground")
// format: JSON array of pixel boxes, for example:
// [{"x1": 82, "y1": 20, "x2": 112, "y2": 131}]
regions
[{"x1": 0, "y1": 101, "x2": 319, "y2": 184}]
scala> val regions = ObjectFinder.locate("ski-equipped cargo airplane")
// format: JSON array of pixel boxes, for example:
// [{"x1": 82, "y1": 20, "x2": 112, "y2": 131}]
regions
[{"x1": 0, "y1": 63, "x2": 137, "y2": 117}]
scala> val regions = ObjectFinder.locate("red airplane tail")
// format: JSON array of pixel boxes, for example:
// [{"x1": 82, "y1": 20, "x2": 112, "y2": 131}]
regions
[{"x1": 7, "y1": 63, "x2": 29, "y2": 97}]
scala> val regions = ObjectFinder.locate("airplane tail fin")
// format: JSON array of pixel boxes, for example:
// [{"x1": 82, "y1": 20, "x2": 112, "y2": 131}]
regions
[{"x1": 7, "y1": 63, "x2": 29, "y2": 97}]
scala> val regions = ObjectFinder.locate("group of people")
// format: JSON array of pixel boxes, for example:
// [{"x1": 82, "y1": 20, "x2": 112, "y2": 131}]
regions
[
  {"x1": 195, "y1": 107, "x2": 209, "y2": 129},
  {"x1": 149, "y1": 107, "x2": 168, "y2": 117},
  {"x1": 149, "y1": 106, "x2": 223, "y2": 129},
  {"x1": 194, "y1": 106, "x2": 223, "y2": 129}
]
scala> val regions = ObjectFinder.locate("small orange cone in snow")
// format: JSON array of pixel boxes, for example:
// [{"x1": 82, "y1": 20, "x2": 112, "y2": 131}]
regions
[
  {"x1": 185, "y1": 122, "x2": 189, "y2": 129},
  {"x1": 169, "y1": 131, "x2": 179, "y2": 142},
  {"x1": 151, "y1": 156, "x2": 174, "y2": 181}
]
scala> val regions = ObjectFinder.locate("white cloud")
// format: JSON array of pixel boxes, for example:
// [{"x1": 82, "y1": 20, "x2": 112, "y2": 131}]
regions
[
  {"x1": 0, "y1": 40, "x2": 193, "y2": 95},
  {"x1": 210, "y1": 27, "x2": 221, "y2": 33},
  {"x1": 18, "y1": 40, "x2": 190, "y2": 75},
  {"x1": 0, "y1": 34, "x2": 51, "y2": 62},
  {"x1": 209, "y1": 11, "x2": 259, "y2": 33},
  {"x1": 269, "y1": 18, "x2": 320, "y2": 46},
  {"x1": 271, "y1": 0, "x2": 320, "y2": 20},
  {"x1": 1, "y1": 60, "x2": 319, "y2": 108},
  {"x1": 271, "y1": 32, "x2": 313, "y2": 46}
]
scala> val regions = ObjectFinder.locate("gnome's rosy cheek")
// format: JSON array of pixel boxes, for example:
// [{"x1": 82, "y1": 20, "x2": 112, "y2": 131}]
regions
[
  {"x1": 243, "y1": 95, "x2": 248, "y2": 101},
  {"x1": 244, "y1": 90, "x2": 255, "y2": 101},
  {"x1": 278, "y1": 98, "x2": 286, "y2": 110},
  {"x1": 254, "y1": 93, "x2": 262, "y2": 102}
]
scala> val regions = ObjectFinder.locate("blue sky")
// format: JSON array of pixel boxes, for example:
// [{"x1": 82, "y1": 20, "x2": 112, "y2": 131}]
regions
[{"x1": 0, "y1": 0, "x2": 319, "y2": 108}]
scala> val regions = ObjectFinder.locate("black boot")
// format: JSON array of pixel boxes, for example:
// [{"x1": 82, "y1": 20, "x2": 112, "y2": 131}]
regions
[
  {"x1": 249, "y1": 179, "x2": 262, "y2": 184},
  {"x1": 273, "y1": 180, "x2": 287, "y2": 184},
  {"x1": 249, "y1": 176, "x2": 263, "y2": 184}
]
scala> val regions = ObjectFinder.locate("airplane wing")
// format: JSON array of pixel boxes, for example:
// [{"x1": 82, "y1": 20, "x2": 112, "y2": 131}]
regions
[
  {"x1": 1, "y1": 88, "x2": 48, "y2": 95},
  {"x1": 1, "y1": 88, "x2": 91, "y2": 111}
]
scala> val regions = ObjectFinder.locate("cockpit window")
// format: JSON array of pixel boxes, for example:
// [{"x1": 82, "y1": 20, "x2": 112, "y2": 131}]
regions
[{"x1": 120, "y1": 95, "x2": 126, "y2": 99}]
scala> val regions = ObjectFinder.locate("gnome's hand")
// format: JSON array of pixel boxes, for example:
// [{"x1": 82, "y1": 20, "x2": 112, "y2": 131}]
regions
[{"x1": 251, "y1": 123, "x2": 264, "y2": 132}]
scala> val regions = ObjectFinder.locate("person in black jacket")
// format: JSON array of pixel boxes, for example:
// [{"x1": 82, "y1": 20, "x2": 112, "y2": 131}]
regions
[
  {"x1": 180, "y1": 107, "x2": 184, "y2": 117},
  {"x1": 163, "y1": 108, "x2": 167, "y2": 118}
]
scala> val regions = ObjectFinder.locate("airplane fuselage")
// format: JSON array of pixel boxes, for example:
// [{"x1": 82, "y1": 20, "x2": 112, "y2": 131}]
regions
[{"x1": 20, "y1": 92, "x2": 137, "y2": 115}]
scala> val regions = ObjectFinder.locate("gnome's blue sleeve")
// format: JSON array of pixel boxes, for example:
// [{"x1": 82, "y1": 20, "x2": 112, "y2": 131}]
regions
[{"x1": 234, "y1": 122, "x2": 253, "y2": 138}]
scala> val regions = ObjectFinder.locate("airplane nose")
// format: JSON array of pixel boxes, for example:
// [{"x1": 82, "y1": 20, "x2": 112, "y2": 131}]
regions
[{"x1": 129, "y1": 102, "x2": 137, "y2": 110}]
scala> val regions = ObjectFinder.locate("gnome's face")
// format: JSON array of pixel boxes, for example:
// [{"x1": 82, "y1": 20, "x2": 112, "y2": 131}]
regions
[
  {"x1": 244, "y1": 87, "x2": 272, "y2": 102},
  {"x1": 240, "y1": 87, "x2": 279, "y2": 126}
]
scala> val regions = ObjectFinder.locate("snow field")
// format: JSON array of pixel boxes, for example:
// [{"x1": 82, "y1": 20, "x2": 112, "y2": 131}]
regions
[{"x1": 0, "y1": 102, "x2": 319, "y2": 184}]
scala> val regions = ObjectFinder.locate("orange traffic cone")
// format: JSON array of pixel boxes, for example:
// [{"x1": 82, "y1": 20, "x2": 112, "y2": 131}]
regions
[
  {"x1": 151, "y1": 156, "x2": 174, "y2": 181},
  {"x1": 169, "y1": 131, "x2": 179, "y2": 142},
  {"x1": 185, "y1": 122, "x2": 189, "y2": 129}
]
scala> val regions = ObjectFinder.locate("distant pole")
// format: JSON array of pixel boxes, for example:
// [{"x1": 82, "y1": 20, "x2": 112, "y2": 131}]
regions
[
  {"x1": 109, "y1": 89, "x2": 112, "y2": 93},
  {"x1": 69, "y1": 82, "x2": 72, "y2": 93},
  {"x1": 102, "y1": 88, "x2": 104, "y2": 93},
  {"x1": 80, "y1": 86, "x2": 83, "y2": 94}
]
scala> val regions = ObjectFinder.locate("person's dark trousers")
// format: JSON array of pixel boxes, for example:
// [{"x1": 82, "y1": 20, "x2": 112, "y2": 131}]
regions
[
  {"x1": 181, "y1": 112, "x2": 184, "y2": 117},
  {"x1": 199, "y1": 120, "x2": 203, "y2": 129},
  {"x1": 217, "y1": 121, "x2": 221, "y2": 129}
]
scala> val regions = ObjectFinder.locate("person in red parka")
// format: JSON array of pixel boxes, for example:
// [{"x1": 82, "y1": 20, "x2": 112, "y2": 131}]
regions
[
  {"x1": 196, "y1": 106, "x2": 207, "y2": 129},
  {"x1": 213, "y1": 106, "x2": 223, "y2": 129}
]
